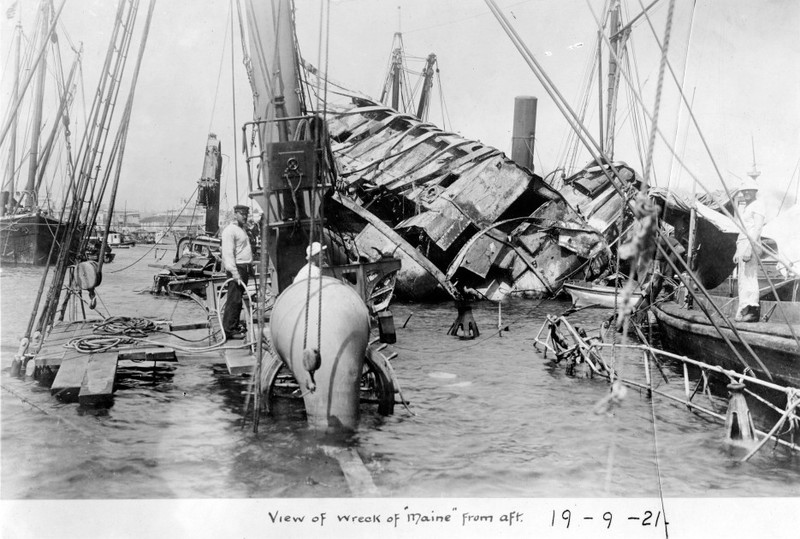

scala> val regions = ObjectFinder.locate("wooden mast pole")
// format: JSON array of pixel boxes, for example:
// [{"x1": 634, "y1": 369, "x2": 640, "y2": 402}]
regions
[
  {"x1": 23, "y1": 0, "x2": 51, "y2": 211},
  {"x1": 1, "y1": 16, "x2": 22, "y2": 216},
  {"x1": 603, "y1": 1, "x2": 621, "y2": 159}
]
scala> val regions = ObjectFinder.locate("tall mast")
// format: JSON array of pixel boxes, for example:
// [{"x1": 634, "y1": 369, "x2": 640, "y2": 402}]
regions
[
  {"x1": 245, "y1": 0, "x2": 302, "y2": 142},
  {"x1": 273, "y1": 0, "x2": 302, "y2": 136},
  {"x1": 389, "y1": 7, "x2": 403, "y2": 110},
  {"x1": 416, "y1": 53, "x2": 437, "y2": 120},
  {"x1": 379, "y1": 32, "x2": 405, "y2": 111},
  {"x1": 603, "y1": 1, "x2": 622, "y2": 159},
  {"x1": 245, "y1": 0, "x2": 322, "y2": 292},
  {"x1": 23, "y1": 0, "x2": 51, "y2": 211},
  {"x1": 391, "y1": 39, "x2": 402, "y2": 111},
  {"x1": 747, "y1": 135, "x2": 761, "y2": 181},
  {"x1": 1, "y1": 17, "x2": 22, "y2": 217}
]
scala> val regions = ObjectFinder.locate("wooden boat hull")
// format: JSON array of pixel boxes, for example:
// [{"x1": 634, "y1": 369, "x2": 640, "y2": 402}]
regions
[
  {"x1": 270, "y1": 276, "x2": 371, "y2": 432},
  {"x1": 653, "y1": 298, "x2": 800, "y2": 388},
  {"x1": 0, "y1": 214, "x2": 65, "y2": 265},
  {"x1": 563, "y1": 280, "x2": 643, "y2": 309}
]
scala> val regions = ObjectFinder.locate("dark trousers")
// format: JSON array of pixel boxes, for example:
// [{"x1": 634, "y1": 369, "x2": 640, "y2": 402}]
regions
[{"x1": 223, "y1": 264, "x2": 251, "y2": 334}]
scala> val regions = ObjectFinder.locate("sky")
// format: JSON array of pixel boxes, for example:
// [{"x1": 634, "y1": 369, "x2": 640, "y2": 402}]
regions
[{"x1": 1, "y1": 0, "x2": 798, "y2": 218}]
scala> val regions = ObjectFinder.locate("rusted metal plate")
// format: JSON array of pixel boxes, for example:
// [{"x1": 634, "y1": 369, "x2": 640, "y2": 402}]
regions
[
  {"x1": 386, "y1": 143, "x2": 492, "y2": 192},
  {"x1": 458, "y1": 232, "x2": 509, "y2": 278},
  {"x1": 444, "y1": 158, "x2": 534, "y2": 225}
]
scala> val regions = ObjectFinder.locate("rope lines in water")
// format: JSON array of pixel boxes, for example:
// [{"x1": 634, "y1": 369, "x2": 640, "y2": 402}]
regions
[
  {"x1": 391, "y1": 300, "x2": 546, "y2": 355},
  {"x1": 107, "y1": 184, "x2": 200, "y2": 274}
]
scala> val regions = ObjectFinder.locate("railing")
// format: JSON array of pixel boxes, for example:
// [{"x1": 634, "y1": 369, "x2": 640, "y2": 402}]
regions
[{"x1": 533, "y1": 315, "x2": 800, "y2": 460}]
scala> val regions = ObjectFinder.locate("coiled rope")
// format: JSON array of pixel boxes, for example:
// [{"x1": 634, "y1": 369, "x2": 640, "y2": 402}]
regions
[{"x1": 92, "y1": 316, "x2": 157, "y2": 337}]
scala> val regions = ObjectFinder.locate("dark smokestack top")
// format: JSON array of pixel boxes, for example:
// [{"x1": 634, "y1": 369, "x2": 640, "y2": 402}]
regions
[{"x1": 511, "y1": 96, "x2": 538, "y2": 171}]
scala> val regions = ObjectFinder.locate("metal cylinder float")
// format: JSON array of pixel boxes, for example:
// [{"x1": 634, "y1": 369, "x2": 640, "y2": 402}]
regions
[
  {"x1": 270, "y1": 276, "x2": 371, "y2": 432},
  {"x1": 724, "y1": 382, "x2": 756, "y2": 444}
]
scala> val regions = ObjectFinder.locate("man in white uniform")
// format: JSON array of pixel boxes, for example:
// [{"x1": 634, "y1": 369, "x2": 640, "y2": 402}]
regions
[
  {"x1": 221, "y1": 205, "x2": 253, "y2": 338},
  {"x1": 732, "y1": 180, "x2": 766, "y2": 322},
  {"x1": 293, "y1": 241, "x2": 327, "y2": 284}
]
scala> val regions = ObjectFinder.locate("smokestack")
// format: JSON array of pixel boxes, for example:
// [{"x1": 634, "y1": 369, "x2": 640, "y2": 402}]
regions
[{"x1": 511, "y1": 96, "x2": 537, "y2": 171}]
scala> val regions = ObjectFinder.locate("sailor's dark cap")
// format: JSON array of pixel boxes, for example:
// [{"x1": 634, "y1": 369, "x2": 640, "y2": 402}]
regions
[{"x1": 233, "y1": 205, "x2": 250, "y2": 214}]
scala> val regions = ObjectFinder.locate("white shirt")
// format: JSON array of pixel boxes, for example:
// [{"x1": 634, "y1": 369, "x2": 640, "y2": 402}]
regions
[
  {"x1": 736, "y1": 197, "x2": 766, "y2": 244},
  {"x1": 221, "y1": 222, "x2": 253, "y2": 278},
  {"x1": 293, "y1": 262, "x2": 321, "y2": 283}
]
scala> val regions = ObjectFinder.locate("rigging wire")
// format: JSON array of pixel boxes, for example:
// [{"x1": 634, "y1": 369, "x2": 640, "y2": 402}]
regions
[
  {"x1": 0, "y1": 0, "x2": 67, "y2": 149},
  {"x1": 628, "y1": 2, "x2": 800, "y2": 347},
  {"x1": 96, "y1": 0, "x2": 157, "y2": 277},
  {"x1": 108, "y1": 185, "x2": 200, "y2": 273},
  {"x1": 623, "y1": 45, "x2": 650, "y2": 176},
  {"x1": 640, "y1": 0, "x2": 675, "y2": 192},
  {"x1": 435, "y1": 70, "x2": 451, "y2": 130},
  {"x1": 207, "y1": 3, "x2": 232, "y2": 135},
  {"x1": 579, "y1": 0, "x2": 799, "y2": 349},
  {"x1": 662, "y1": 0, "x2": 698, "y2": 190},
  {"x1": 42, "y1": 0, "x2": 141, "y2": 332},
  {"x1": 314, "y1": 0, "x2": 325, "y2": 113},
  {"x1": 776, "y1": 157, "x2": 800, "y2": 215},
  {"x1": 230, "y1": 0, "x2": 241, "y2": 203}
]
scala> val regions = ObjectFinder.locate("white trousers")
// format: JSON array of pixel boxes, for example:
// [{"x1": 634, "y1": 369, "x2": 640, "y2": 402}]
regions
[{"x1": 738, "y1": 255, "x2": 759, "y2": 310}]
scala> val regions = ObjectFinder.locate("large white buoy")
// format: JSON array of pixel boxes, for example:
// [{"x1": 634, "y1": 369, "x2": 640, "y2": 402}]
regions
[{"x1": 270, "y1": 276, "x2": 370, "y2": 432}]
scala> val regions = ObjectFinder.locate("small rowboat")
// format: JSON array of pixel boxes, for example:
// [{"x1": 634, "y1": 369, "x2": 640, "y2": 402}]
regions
[{"x1": 563, "y1": 279, "x2": 644, "y2": 309}]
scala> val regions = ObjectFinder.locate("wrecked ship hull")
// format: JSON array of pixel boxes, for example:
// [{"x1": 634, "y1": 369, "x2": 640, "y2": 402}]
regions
[
  {"x1": 327, "y1": 98, "x2": 628, "y2": 301},
  {"x1": 446, "y1": 162, "x2": 639, "y2": 300}
]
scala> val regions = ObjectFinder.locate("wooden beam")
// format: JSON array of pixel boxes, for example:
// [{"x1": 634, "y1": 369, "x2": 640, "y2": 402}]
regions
[
  {"x1": 117, "y1": 347, "x2": 177, "y2": 362},
  {"x1": 50, "y1": 356, "x2": 89, "y2": 401},
  {"x1": 79, "y1": 354, "x2": 118, "y2": 406},
  {"x1": 169, "y1": 322, "x2": 210, "y2": 332},
  {"x1": 333, "y1": 192, "x2": 460, "y2": 299},
  {"x1": 224, "y1": 348, "x2": 255, "y2": 375},
  {"x1": 322, "y1": 445, "x2": 380, "y2": 496},
  {"x1": 36, "y1": 321, "x2": 98, "y2": 367}
]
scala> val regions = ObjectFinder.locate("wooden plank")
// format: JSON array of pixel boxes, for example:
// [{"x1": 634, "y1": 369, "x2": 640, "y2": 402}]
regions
[
  {"x1": 169, "y1": 322, "x2": 210, "y2": 332},
  {"x1": 36, "y1": 321, "x2": 98, "y2": 367},
  {"x1": 224, "y1": 347, "x2": 255, "y2": 375},
  {"x1": 35, "y1": 347, "x2": 69, "y2": 367},
  {"x1": 50, "y1": 356, "x2": 90, "y2": 401},
  {"x1": 79, "y1": 354, "x2": 118, "y2": 406},
  {"x1": 117, "y1": 347, "x2": 177, "y2": 362},
  {"x1": 322, "y1": 446, "x2": 380, "y2": 496}
]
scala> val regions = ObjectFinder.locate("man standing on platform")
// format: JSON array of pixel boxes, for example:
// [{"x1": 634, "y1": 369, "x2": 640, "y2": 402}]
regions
[
  {"x1": 732, "y1": 180, "x2": 766, "y2": 322},
  {"x1": 222, "y1": 205, "x2": 253, "y2": 339},
  {"x1": 293, "y1": 241, "x2": 327, "y2": 284}
]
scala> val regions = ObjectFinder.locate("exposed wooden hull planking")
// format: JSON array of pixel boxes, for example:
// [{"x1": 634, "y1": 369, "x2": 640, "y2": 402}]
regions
[
  {"x1": 0, "y1": 213, "x2": 66, "y2": 265},
  {"x1": 653, "y1": 295, "x2": 800, "y2": 388}
]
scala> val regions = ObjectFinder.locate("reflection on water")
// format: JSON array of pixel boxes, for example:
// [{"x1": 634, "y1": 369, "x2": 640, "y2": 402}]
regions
[{"x1": 1, "y1": 247, "x2": 799, "y2": 499}]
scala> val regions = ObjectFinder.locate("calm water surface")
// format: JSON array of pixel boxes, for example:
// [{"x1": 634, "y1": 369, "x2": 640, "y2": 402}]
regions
[{"x1": 2, "y1": 244, "x2": 799, "y2": 499}]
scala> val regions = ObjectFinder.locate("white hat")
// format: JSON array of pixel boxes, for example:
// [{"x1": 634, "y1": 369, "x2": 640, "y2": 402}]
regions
[
  {"x1": 306, "y1": 241, "x2": 327, "y2": 258},
  {"x1": 733, "y1": 177, "x2": 759, "y2": 194}
]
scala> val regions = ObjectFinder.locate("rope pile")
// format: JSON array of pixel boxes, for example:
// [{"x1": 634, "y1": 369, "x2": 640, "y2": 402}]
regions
[
  {"x1": 66, "y1": 335, "x2": 137, "y2": 353},
  {"x1": 92, "y1": 316, "x2": 157, "y2": 337}
]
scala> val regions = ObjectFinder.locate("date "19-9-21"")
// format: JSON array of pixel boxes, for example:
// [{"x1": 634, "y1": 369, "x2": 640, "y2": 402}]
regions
[{"x1": 551, "y1": 509, "x2": 667, "y2": 529}]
